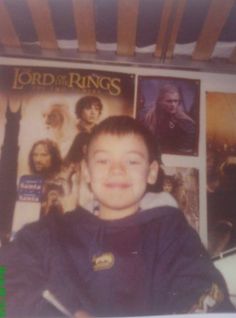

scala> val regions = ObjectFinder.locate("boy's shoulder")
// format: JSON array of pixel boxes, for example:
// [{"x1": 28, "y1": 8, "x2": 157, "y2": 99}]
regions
[
  {"x1": 140, "y1": 191, "x2": 178, "y2": 211},
  {"x1": 11, "y1": 207, "x2": 83, "y2": 244}
]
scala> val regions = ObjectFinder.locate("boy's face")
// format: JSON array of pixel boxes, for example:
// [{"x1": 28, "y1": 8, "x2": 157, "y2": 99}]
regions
[{"x1": 84, "y1": 133, "x2": 159, "y2": 220}]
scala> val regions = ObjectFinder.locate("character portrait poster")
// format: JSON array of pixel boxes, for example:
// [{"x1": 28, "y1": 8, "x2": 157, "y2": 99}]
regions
[
  {"x1": 206, "y1": 92, "x2": 236, "y2": 258},
  {"x1": 136, "y1": 76, "x2": 199, "y2": 156},
  {"x1": 0, "y1": 65, "x2": 135, "y2": 240}
]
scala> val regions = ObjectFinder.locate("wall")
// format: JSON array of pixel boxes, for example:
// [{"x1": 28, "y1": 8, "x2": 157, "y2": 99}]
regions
[
  {"x1": 1, "y1": 55, "x2": 236, "y2": 308},
  {"x1": 0, "y1": 56, "x2": 236, "y2": 245}
]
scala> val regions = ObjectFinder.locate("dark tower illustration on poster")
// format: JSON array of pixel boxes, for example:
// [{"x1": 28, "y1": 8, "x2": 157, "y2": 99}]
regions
[{"x1": 0, "y1": 102, "x2": 21, "y2": 244}]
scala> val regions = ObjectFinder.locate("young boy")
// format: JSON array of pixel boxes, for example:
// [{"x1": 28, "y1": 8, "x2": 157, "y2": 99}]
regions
[{"x1": 0, "y1": 116, "x2": 234, "y2": 317}]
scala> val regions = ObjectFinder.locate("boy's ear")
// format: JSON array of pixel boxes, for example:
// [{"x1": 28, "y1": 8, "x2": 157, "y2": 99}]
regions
[
  {"x1": 147, "y1": 160, "x2": 159, "y2": 185},
  {"x1": 81, "y1": 159, "x2": 91, "y2": 183}
]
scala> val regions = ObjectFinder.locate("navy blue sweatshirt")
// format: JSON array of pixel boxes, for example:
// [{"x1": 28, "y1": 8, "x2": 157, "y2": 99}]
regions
[{"x1": 0, "y1": 204, "x2": 234, "y2": 317}]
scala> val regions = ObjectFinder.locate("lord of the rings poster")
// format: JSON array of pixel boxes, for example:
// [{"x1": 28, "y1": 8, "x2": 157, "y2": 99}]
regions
[{"x1": 0, "y1": 65, "x2": 135, "y2": 241}]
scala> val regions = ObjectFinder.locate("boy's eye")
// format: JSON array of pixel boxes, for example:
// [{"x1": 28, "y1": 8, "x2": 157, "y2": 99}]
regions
[
  {"x1": 126, "y1": 158, "x2": 142, "y2": 165},
  {"x1": 95, "y1": 158, "x2": 109, "y2": 164}
]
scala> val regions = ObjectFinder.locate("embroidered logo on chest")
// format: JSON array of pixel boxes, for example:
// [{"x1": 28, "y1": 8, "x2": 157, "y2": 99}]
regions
[
  {"x1": 92, "y1": 252, "x2": 115, "y2": 271},
  {"x1": 169, "y1": 120, "x2": 175, "y2": 129}
]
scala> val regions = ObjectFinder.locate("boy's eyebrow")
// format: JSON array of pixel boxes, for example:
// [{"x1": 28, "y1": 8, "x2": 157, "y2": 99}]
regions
[
  {"x1": 92, "y1": 150, "x2": 109, "y2": 155},
  {"x1": 92, "y1": 149, "x2": 147, "y2": 159},
  {"x1": 126, "y1": 151, "x2": 146, "y2": 158}
]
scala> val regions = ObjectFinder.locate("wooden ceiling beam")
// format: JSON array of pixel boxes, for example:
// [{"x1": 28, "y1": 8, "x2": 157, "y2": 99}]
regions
[
  {"x1": 0, "y1": 1, "x2": 21, "y2": 48},
  {"x1": 154, "y1": 0, "x2": 175, "y2": 59},
  {"x1": 26, "y1": 0, "x2": 58, "y2": 50},
  {"x1": 192, "y1": 0, "x2": 235, "y2": 61},
  {"x1": 166, "y1": 0, "x2": 187, "y2": 59},
  {"x1": 117, "y1": 0, "x2": 139, "y2": 56},
  {"x1": 72, "y1": 0, "x2": 96, "y2": 53}
]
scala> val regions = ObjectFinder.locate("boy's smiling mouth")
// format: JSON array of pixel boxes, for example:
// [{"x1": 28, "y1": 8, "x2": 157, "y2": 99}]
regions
[{"x1": 104, "y1": 182, "x2": 131, "y2": 189}]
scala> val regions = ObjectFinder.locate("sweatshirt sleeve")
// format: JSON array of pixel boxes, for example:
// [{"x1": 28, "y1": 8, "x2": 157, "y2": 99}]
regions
[
  {"x1": 0, "y1": 221, "x2": 59, "y2": 318},
  {"x1": 155, "y1": 210, "x2": 235, "y2": 314}
]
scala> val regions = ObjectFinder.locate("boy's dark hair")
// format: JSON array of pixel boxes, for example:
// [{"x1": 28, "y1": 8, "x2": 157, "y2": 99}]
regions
[
  {"x1": 75, "y1": 96, "x2": 103, "y2": 119},
  {"x1": 87, "y1": 115, "x2": 162, "y2": 163}
]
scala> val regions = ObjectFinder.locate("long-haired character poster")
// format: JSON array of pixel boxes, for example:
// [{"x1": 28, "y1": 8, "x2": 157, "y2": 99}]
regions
[
  {"x1": 136, "y1": 76, "x2": 199, "y2": 156},
  {"x1": 0, "y1": 66, "x2": 135, "y2": 242},
  {"x1": 136, "y1": 75, "x2": 200, "y2": 232}
]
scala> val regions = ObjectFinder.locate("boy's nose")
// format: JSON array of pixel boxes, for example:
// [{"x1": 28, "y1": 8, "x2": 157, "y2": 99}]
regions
[{"x1": 109, "y1": 161, "x2": 126, "y2": 174}]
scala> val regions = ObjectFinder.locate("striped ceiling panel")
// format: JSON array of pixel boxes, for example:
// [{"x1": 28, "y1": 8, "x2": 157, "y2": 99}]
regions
[{"x1": 0, "y1": 0, "x2": 236, "y2": 72}]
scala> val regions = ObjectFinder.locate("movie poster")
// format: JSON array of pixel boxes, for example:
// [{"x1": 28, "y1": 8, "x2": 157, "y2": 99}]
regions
[
  {"x1": 136, "y1": 76, "x2": 199, "y2": 156},
  {"x1": 135, "y1": 75, "x2": 200, "y2": 231},
  {"x1": 206, "y1": 92, "x2": 236, "y2": 258},
  {"x1": 0, "y1": 66, "x2": 135, "y2": 241},
  {"x1": 161, "y1": 166, "x2": 199, "y2": 231}
]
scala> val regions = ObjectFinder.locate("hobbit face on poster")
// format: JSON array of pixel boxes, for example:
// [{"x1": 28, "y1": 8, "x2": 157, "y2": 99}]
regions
[{"x1": 0, "y1": 66, "x2": 135, "y2": 239}]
